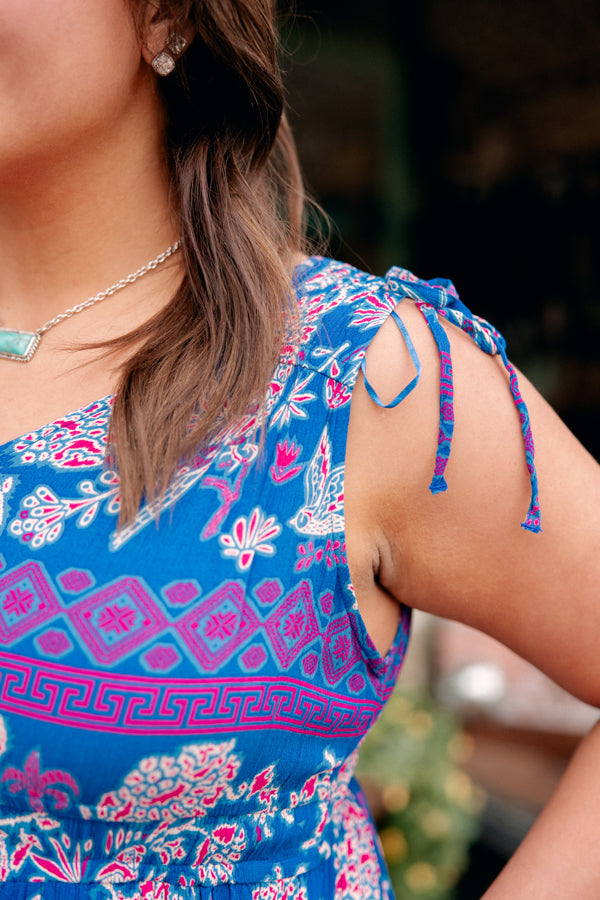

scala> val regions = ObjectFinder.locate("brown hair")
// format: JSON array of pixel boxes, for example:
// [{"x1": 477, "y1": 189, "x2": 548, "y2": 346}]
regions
[{"x1": 110, "y1": 0, "x2": 307, "y2": 524}]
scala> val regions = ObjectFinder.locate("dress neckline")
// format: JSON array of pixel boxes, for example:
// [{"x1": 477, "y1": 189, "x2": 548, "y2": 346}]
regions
[{"x1": 0, "y1": 256, "x2": 331, "y2": 454}]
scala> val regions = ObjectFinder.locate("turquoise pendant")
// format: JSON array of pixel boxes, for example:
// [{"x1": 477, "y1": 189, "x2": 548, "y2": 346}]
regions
[{"x1": 0, "y1": 328, "x2": 40, "y2": 362}]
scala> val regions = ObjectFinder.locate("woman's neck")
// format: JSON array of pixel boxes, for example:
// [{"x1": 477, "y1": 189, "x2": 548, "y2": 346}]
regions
[{"x1": 0, "y1": 90, "x2": 178, "y2": 334}]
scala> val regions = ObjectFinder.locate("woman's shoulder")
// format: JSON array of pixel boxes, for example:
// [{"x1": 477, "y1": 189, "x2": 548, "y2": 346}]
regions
[
  {"x1": 292, "y1": 254, "x2": 474, "y2": 349},
  {"x1": 292, "y1": 254, "x2": 540, "y2": 531},
  {"x1": 290, "y1": 254, "x2": 493, "y2": 391},
  {"x1": 291, "y1": 255, "x2": 417, "y2": 387}
]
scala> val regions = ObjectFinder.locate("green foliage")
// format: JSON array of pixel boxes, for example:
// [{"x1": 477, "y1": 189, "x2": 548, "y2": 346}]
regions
[{"x1": 356, "y1": 688, "x2": 482, "y2": 899}]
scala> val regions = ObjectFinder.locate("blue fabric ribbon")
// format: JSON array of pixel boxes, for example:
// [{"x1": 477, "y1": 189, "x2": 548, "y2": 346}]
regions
[{"x1": 361, "y1": 267, "x2": 541, "y2": 533}]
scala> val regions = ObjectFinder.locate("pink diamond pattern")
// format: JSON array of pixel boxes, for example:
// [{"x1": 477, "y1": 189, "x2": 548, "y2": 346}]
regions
[
  {"x1": 142, "y1": 643, "x2": 181, "y2": 673},
  {"x1": 163, "y1": 580, "x2": 201, "y2": 607},
  {"x1": 70, "y1": 577, "x2": 168, "y2": 665},
  {"x1": 302, "y1": 652, "x2": 319, "y2": 676},
  {"x1": 263, "y1": 581, "x2": 320, "y2": 669},
  {"x1": 254, "y1": 579, "x2": 283, "y2": 607},
  {"x1": 240, "y1": 643, "x2": 268, "y2": 671},
  {"x1": 322, "y1": 615, "x2": 362, "y2": 685},
  {"x1": 319, "y1": 592, "x2": 334, "y2": 616},
  {"x1": 36, "y1": 628, "x2": 73, "y2": 658},
  {"x1": 58, "y1": 569, "x2": 94, "y2": 594},
  {"x1": 0, "y1": 562, "x2": 60, "y2": 643},
  {"x1": 348, "y1": 673, "x2": 366, "y2": 693},
  {"x1": 177, "y1": 582, "x2": 259, "y2": 671}
]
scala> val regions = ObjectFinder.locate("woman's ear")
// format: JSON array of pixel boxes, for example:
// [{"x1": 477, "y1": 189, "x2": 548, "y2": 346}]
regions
[{"x1": 141, "y1": 13, "x2": 195, "y2": 72}]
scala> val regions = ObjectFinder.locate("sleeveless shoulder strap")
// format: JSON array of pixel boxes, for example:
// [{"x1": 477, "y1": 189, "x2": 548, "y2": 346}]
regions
[{"x1": 293, "y1": 257, "x2": 541, "y2": 533}]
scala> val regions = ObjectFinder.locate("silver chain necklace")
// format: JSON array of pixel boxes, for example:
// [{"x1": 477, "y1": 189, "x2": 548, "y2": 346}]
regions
[{"x1": 0, "y1": 241, "x2": 180, "y2": 363}]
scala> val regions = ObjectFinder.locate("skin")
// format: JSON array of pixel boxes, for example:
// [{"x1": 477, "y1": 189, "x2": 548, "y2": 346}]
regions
[
  {"x1": 347, "y1": 301, "x2": 600, "y2": 702},
  {"x1": 1, "y1": 2, "x2": 599, "y2": 895},
  {"x1": 346, "y1": 304, "x2": 600, "y2": 897},
  {"x1": 0, "y1": 0, "x2": 181, "y2": 444}
]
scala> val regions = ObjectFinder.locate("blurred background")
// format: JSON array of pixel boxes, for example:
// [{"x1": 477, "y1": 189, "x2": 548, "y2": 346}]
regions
[{"x1": 282, "y1": 0, "x2": 600, "y2": 896}]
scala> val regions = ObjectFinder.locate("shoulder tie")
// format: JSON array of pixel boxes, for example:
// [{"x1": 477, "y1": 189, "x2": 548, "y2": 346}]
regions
[{"x1": 360, "y1": 267, "x2": 541, "y2": 533}]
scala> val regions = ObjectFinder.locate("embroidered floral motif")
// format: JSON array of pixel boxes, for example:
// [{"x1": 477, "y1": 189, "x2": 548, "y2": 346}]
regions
[
  {"x1": 0, "y1": 739, "x2": 378, "y2": 894},
  {"x1": 294, "y1": 539, "x2": 347, "y2": 572},
  {"x1": 1, "y1": 750, "x2": 79, "y2": 813},
  {"x1": 192, "y1": 821, "x2": 247, "y2": 884},
  {"x1": 325, "y1": 378, "x2": 352, "y2": 410},
  {"x1": 8, "y1": 471, "x2": 120, "y2": 548},
  {"x1": 270, "y1": 440, "x2": 303, "y2": 484},
  {"x1": 269, "y1": 373, "x2": 316, "y2": 430},
  {"x1": 11, "y1": 400, "x2": 111, "y2": 470},
  {"x1": 350, "y1": 292, "x2": 396, "y2": 330},
  {"x1": 332, "y1": 794, "x2": 392, "y2": 900},
  {"x1": 219, "y1": 507, "x2": 282, "y2": 572},
  {"x1": 252, "y1": 866, "x2": 308, "y2": 900},
  {"x1": 96, "y1": 741, "x2": 245, "y2": 823},
  {"x1": 102, "y1": 878, "x2": 180, "y2": 900},
  {"x1": 96, "y1": 879, "x2": 183, "y2": 900},
  {"x1": 29, "y1": 832, "x2": 94, "y2": 883},
  {"x1": 325, "y1": 749, "x2": 393, "y2": 900},
  {"x1": 92, "y1": 824, "x2": 148, "y2": 883}
]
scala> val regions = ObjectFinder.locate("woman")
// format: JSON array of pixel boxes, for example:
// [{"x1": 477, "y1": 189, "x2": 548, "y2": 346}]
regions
[{"x1": 0, "y1": 2, "x2": 599, "y2": 898}]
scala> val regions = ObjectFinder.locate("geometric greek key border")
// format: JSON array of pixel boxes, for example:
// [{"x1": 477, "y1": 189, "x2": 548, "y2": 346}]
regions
[{"x1": 0, "y1": 651, "x2": 380, "y2": 738}]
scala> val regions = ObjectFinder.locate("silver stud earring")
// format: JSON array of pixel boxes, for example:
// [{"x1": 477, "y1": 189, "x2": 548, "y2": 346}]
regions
[
  {"x1": 152, "y1": 50, "x2": 176, "y2": 76},
  {"x1": 151, "y1": 34, "x2": 187, "y2": 77}
]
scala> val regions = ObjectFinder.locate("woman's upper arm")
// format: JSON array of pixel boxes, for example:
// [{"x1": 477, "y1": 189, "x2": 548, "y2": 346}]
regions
[{"x1": 348, "y1": 297, "x2": 600, "y2": 705}]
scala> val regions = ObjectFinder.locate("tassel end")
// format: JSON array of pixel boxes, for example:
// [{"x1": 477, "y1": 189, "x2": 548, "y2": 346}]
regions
[
  {"x1": 521, "y1": 510, "x2": 542, "y2": 534},
  {"x1": 429, "y1": 476, "x2": 448, "y2": 496}
]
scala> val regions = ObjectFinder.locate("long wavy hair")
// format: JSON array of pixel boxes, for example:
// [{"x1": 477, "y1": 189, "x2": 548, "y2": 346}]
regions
[{"x1": 110, "y1": 0, "x2": 307, "y2": 524}]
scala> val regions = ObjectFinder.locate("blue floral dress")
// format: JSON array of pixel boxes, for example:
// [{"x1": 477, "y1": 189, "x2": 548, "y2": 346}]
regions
[{"x1": 0, "y1": 258, "x2": 538, "y2": 899}]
